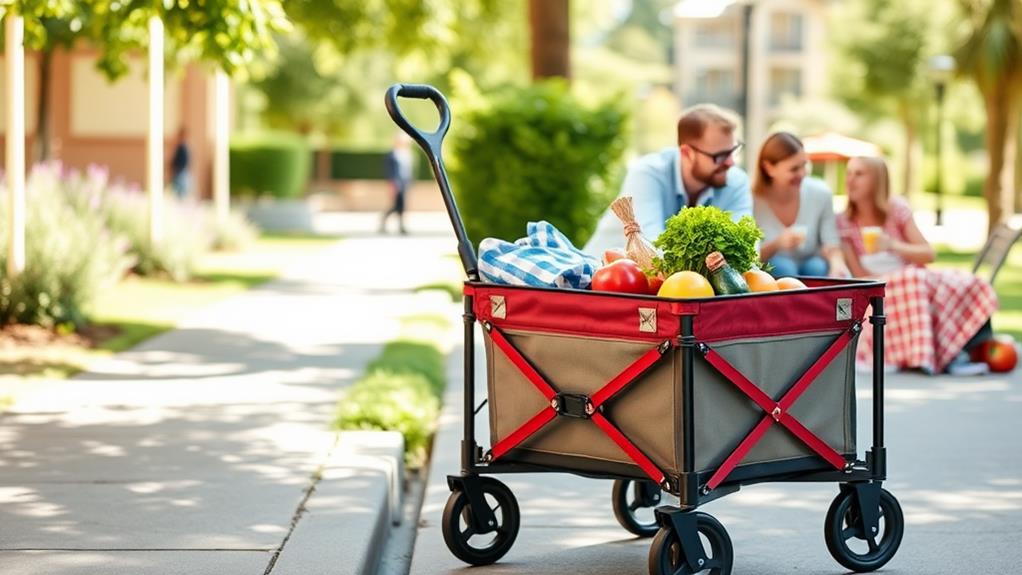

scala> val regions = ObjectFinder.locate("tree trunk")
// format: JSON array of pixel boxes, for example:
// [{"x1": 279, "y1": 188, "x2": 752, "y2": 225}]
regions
[
  {"x1": 33, "y1": 48, "x2": 54, "y2": 163},
  {"x1": 982, "y1": 85, "x2": 1014, "y2": 235},
  {"x1": 1015, "y1": 110, "x2": 1022, "y2": 213},
  {"x1": 1002, "y1": 95, "x2": 1019, "y2": 218},
  {"x1": 528, "y1": 0, "x2": 570, "y2": 80}
]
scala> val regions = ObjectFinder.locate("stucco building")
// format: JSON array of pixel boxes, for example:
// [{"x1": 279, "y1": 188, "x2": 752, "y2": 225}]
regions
[
  {"x1": 0, "y1": 48, "x2": 218, "y2": 197},
  {"x1": 673, "y1": 0, "x2": 829, "y2": 156}
]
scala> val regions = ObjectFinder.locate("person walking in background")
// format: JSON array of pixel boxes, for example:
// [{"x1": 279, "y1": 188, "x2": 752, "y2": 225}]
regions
[
  {"x1": 169, "y1": 126, "x2": 190, "y2": 200},
  {"x1": 380, "y1": 133, "x2": 414, "y2": 235},
  {"x1": 752, "y1": 132, "x2": 849, "y2": 278},
  {"x1": 837, "y1": 155, "x2": 997, "y2": 375},
  {"x1": 584, "y1": 103, "x2": 750, "y2": 256}
]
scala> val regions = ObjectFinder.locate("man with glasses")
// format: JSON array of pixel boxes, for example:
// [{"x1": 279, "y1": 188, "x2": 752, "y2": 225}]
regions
[{"x1": 585, "y1": 104, "x2": 751, "y2": 256}]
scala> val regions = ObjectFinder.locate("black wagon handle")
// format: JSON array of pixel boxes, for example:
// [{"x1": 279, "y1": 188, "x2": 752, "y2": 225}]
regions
[{"x1": 385, "y1": 83, "x2": 478, "y2": 280}]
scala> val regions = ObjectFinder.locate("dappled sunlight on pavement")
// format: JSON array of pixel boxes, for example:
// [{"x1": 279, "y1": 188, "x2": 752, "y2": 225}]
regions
[{"x1": 0, "y1": 212, "x2": 464, "y2": 572}]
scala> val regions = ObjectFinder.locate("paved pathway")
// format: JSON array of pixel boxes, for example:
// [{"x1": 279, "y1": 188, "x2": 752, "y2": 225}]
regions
[{"x1": 0, "y1": 212, "x2": 460, "y2": 575}]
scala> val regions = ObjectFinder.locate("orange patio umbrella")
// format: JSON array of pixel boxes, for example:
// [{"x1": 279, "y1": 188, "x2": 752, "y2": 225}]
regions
[{"x1": 802, "y1": 132, "x2": 881, "y2": 162}]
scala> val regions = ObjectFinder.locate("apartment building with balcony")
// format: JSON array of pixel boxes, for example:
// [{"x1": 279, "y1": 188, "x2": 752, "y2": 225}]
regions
[{"x1": 673, "y1": 0, "x2": 829, "y2": 159}]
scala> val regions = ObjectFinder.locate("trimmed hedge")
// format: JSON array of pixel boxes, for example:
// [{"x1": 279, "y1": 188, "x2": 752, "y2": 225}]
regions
[
  {"x1": 336, "y1": 338, "x2": 447, "y2": 467},
  {"x1": 230, "y1": 134, "x2": 311, "y2": 199},
  {"x1": 336, "y1": 370, "x2": 441, "y2": 467},
  {"x1": 449, "y1": 80, "x2": 629, "y2": 248},
  {"x1": 335, "y1": 309, "x2": 453, "y2": 468},
  {"x1": 323, "y1": 149, "x2": 431, "y2": 181}
]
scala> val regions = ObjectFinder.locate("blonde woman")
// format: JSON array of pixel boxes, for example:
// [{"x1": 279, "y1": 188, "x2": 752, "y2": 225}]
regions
[{"x1": 837, "y1": 156, "x2": 997, "y2": 375}]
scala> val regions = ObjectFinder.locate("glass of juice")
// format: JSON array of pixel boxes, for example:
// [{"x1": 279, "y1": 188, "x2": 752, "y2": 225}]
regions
[{"x1": 862, "y1": 226, "x2": 882, "y2": 254}]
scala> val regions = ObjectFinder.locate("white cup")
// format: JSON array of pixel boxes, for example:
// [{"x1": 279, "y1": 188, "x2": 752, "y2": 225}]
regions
[{"x1": 789, "y1": 224, "x2": 807, "y2": 247}]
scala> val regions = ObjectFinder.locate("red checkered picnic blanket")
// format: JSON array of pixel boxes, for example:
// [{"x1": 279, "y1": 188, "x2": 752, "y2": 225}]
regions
[{"x1": 857, "y1": 266, "x2": 998, "y2": 373}]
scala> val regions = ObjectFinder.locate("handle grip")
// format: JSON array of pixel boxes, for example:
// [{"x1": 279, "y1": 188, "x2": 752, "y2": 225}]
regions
[
  {"x1": 384, "y1": 83, "x2": 477, "y2": 280},
  {"x1": 384, "y1": 84, "x2": 451, "y2": 159}
]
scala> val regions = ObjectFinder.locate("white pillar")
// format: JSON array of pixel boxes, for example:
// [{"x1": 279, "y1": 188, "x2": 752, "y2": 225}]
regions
[
  {"x1": 746, "y1": 5, "x2": 768, "y2": 159},
  {"x1": 5, "y1": 14, "x2": 25, "y2": 277},
  {"x1": 147, "y1": 16, "x2": 164, "y2": 245},
  {"x1": 213, "y1": 69, "x2": 230, "y2": 224}
]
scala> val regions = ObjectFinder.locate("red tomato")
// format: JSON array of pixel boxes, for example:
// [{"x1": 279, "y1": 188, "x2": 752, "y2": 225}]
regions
[
  {"x1": 603, "y1": 248, "x2": 627, "y2": 265},
  {"x1": 647, "y1": 275, "x2": 664, "y2": 295},
  {"x1": 975, "y1": 335, "x2": 1018, "y2": 373},
  {"x1": 591, "y1": 259, "x2": 649, "y2": 294}
]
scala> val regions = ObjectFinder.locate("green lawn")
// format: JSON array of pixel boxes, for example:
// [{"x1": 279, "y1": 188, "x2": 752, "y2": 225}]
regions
[
  {"x1": 933, "y1": 243, "x2": 1022, "y2": 341},
  {"x1": 1, "y1": 234, "x2": 341, "y2": 380},
  {"x1": 911, "y1": 191, "x2": 988, "y2": 213},
  {"x1": 832, "y1": 191, "x2": 988, "y2": 214}
]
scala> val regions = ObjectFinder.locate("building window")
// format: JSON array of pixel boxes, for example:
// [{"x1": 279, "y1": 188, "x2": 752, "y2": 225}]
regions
[
  {"x1": 770, "y1": 12, "x2": 803, "y2": 51},
  {"x1": 769, "y1": 67, "x2": 802, "y2": 107},
  {"x1": 688, "y1": 67, "x2": 740, "y2": 110},
  {"x1": 693, "y1": 17, "x2": 738, "y2": 49}
]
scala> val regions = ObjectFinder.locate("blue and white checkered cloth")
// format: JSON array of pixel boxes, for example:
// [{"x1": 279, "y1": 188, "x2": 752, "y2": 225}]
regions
[{"x1": 478, "y1": 221, "x2": 600, "y2": 289}]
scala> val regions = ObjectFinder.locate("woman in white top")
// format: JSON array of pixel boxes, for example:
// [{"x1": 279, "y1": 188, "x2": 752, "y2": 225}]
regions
[{"x1": 752, "y1": 132, "x2": 849, "y2": 278}]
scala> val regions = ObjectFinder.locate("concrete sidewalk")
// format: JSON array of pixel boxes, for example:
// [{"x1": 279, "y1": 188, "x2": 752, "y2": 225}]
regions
[
  {"x1": 412, "y1": 334, "x2": 1022, "y2": 575},
  {"x1": 0, "y1": 212, "x2": 461, "y2": 575}
]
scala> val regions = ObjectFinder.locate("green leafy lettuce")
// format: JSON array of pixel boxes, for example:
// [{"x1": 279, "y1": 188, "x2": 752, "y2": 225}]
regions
[{"x1": 653, "y1": 206, "x2": 763, "y2": 277}]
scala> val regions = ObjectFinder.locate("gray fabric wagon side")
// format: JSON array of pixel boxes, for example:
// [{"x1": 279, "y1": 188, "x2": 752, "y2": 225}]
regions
[{"x1": 483, "y1": 327, "x2": 858, "y2": 485}]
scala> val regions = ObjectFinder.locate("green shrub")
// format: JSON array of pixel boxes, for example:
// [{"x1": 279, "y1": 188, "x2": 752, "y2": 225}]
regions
[
  {"x1": 102, "y1": 192, "x2": 211, "y2": 282},
  {"x1": 336, "y1": 371, "x2": 441, "y2": 468},
  {"x1": 203, "y1": 210, "x2": 259, "y2": 252},
  {"x1": 55, "y1": 163, "x2": 212, "y2": 281},
  {"x1": 337, "y1": 319, "x2": 451, "y2": 467},
  {"x1": 365, "y1": 340, "x2": 447, "y2": 397},
  {"x1": 449, "y1": 80, "x2": 629, "y2": 247},
  {"x1": 0, "y1": 165, "x2": 133, "y2": 328},
  {"x1": 962, "y1": 172, "x2": 985, "y2": 198},
  {"x1": 413, "y1": 281, "x2": 462, "y2": 303},
  {"x1": 230, "y1": 133, "x2": 311, "y2": 199}
]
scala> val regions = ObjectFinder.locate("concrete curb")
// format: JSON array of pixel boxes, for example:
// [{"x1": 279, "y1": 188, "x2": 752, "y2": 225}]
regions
[{"x1": 271, "y1": 431, "x2": 404, "y2": 575}]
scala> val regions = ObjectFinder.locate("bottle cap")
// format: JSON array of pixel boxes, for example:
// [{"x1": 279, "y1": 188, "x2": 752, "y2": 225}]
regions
[{"x1": 705, "y1": 251, "x2": 726, "y2": 273}]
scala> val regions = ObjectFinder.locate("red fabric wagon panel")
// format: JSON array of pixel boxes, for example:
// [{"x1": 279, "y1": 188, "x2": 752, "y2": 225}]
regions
[
  {"x1": 689, "y1": 284, "x2": 884, "y2": 342},
  {"x1": 468, "y1": 284, "x2": 680, "y2": 342},
  {"x1": 466, "y1": 280, "x2": 883, "y2": 343}
]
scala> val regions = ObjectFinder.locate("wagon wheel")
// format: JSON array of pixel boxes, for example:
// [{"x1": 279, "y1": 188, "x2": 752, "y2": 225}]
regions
[
  {"x1": 612, "y1": 479, "x2": 664, "y2": 538},
  {"x1": 648, "y1": 512, "x2": 733, "y2": 575},
  {"x1": 824, "y1": 487, "x2": 904, "y2": 572},
  {"x1": 441, "y1": 476, "x2": 520, "y2": 566}
]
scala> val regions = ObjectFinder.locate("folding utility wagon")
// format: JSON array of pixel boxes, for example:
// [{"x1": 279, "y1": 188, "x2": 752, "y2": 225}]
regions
[{"x1": 386, "y1": 83, "x2": 904, "y2": 575}]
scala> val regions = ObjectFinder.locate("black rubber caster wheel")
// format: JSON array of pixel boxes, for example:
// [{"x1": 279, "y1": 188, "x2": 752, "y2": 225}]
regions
[
  {"x1": 441, "y1": 476, "x2": 520, "y2": 566},
  {"x1": 613, "y1": 479, "x2": 663, "y2": 537},
  {"x1": 648, "y1": 512, "x2": 733, "y2": 575},
  {"x1": 824, "y1": 486, "x2": 904, "y2": 572}
]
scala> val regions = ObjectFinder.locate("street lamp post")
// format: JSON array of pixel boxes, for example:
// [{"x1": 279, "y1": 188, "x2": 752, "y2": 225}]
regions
[
  {"x1": 739, "y1": 2, "x2": 753, "y2": 168},
  {"x1": 929, "y1": 54, "x2": 955, "y2": 227}
]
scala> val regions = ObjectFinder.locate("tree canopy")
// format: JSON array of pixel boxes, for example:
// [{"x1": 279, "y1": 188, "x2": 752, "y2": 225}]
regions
[{"x1": 1, "y1": 0, "x2": 290, "y2": 79}]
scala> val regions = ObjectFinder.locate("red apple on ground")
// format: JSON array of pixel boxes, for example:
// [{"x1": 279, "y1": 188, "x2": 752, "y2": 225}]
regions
[{"x1": 974, "y1": 334, "x2": 1019, "y2": 373}]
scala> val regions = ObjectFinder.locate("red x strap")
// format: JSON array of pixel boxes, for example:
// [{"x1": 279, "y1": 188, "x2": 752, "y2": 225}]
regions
[
  {"x1": 702, "y1": 325, "x2": 860, "y2": 491},
  {"x1": 485, "y1": 323, "x2": 669, "y2": 485}
]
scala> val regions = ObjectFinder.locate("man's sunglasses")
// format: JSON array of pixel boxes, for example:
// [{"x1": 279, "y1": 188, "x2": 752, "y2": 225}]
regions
[{"x1": 687, "y1": 142, "x2": 743, "y2": 166}]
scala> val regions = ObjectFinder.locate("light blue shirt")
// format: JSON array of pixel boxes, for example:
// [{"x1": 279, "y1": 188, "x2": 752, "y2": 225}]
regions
[{"x1": 584, "y1": 146, "x2": 752, "y2": 257}]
